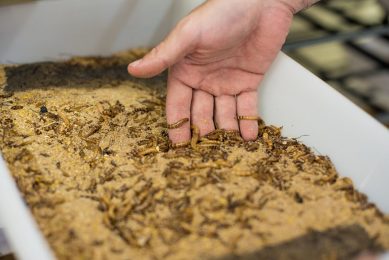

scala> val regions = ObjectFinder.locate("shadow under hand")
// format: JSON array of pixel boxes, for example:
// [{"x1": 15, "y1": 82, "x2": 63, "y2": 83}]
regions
[
  {"x1": 216, "y1": 224, "x2": 383, "y2": 260},
  {"x1": 3, "y1": 56, "x2": 166, "y2": 92}
]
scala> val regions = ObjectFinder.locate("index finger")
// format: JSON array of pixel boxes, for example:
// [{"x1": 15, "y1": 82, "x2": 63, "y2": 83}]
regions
[{"x1": 166, "y1": 72, "x2": 192, "y2": 145}]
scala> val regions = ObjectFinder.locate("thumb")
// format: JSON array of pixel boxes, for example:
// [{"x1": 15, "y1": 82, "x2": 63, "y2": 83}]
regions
[{"x1": 128, "y1": 19, "x2": 196, "y2": 78}]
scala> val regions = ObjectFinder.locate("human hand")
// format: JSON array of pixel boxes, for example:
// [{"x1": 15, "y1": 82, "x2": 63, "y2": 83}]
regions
[{"x1": 128, "y1": 0, "x2": 315, "y2": 144}]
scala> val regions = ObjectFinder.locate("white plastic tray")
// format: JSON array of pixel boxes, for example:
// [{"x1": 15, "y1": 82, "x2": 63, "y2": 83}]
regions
[{"x1": 0, "y1": 1, "x2": 388, "y2": 259}]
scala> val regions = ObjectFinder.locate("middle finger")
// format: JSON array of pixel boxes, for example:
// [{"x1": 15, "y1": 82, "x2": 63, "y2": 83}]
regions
[{"x1": 191, "y1": 89, "x2": 215, "y2": 136}]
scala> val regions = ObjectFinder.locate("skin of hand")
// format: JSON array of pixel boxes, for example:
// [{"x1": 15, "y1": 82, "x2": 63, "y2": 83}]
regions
[{"x1": 128, "y1": 0, "x2": 317, "y2": 144}]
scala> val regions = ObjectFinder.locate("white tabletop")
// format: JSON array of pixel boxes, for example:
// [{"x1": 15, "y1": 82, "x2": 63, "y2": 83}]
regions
[{"x1": 0, "y1": 228, "x2": 11, "y2": 257}]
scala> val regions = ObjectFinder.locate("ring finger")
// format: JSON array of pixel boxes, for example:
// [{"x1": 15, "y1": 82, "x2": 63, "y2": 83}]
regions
[{"x1": 214, "y1": 95, "x2": 239, "y2": 131}]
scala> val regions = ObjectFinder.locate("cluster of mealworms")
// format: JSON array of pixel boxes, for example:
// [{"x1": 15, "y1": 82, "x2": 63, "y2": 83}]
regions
[{"x1": 163, "y1": 115, "x2": 261, "y2": 150}]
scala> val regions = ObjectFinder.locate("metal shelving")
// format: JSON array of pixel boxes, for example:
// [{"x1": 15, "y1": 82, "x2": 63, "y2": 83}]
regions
[{"x1": 284, "y1": 0, "x2": 389, "y2": 126}]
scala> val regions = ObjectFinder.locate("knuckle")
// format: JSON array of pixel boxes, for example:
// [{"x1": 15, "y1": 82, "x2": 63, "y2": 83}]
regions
[
  {"x1": 151, "y1": 45, "x2": 170, "y2": 68},
  {"x1": 177, "y1": 16, "x2": 194, "y2": 34}
]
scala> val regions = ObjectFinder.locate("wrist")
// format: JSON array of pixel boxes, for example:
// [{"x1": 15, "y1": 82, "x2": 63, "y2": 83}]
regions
[
  {"x1": 279, "y1": 0, "x2": 320, "y2": 14},
  {"x1": 300, "y1": 0, "x2": 320, "y2": 9}
]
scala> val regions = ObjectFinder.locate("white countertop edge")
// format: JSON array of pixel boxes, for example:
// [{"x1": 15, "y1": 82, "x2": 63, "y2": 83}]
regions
[{"x1": 0, "y1": 155, "x2": 55, "y2": 260}]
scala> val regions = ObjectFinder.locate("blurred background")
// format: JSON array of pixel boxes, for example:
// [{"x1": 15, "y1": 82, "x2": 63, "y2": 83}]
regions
[
  {"x1": 0, "y1": 1, "x2": 388, "y2": 259},
  {"x1": 284, "y1": 0, "x2": 389, "y2": 127},
  {"x1": 0, "y1": 0, "x2": 388, "y2": 128}
]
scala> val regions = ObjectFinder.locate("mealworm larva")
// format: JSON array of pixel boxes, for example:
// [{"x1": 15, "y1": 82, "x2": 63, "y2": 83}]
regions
[
  {"x1": 215, "y1": 159, "x2": 233, "y2": 168},
  {"x1": 224, "y1": 129, "x2": 240, "y2": 134},
  {"x1": 58, "y1": 112, "x2": 70, "y2": 126},
  {"x1": 171, "y1": 141, "x2": 191, "y2": 149},
  {"x1": 198, "y1": 139, "x2": 221, "y2": 145},
  {"x1": 237, "y1": 116, "x2": 261, "y2": 121},
  {"x1": 103, "y1": 213, "x2": 112, "y2": 228},
  {"x1": 195, "y1": 162, "x2": 219, "y2": 169},
  {"x1": 139, "y1": 146, "x2": 160, "y2": 156},
  {"x1": 191, "y1": 125, "x2": 200, "y2": 149},
  {"x1": 197, "y1": 143, "x2": 219, "y2": 148},
  {"x1": 167, "y1": 118, "x2": 189, "y2": 129}
]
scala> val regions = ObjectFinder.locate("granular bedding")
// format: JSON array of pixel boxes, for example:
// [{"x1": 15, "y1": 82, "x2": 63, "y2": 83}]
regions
[{"x1": 0, "y1": 49, "x2": 388, "y2": 260}]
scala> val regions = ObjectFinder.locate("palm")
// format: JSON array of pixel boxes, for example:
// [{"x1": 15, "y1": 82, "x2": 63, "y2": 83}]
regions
[
  {"x1": 128, "y1": 0, "x2": 294, "y2": 143},
  {"x1": 172, "y1": 12, "x2": 290, "y2": 97}
]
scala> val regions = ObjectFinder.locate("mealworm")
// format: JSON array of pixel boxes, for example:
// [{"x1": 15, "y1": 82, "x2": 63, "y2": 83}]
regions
[
  {"x1": 224, "y1": 129, "x2": 240, "y2": 134},
  {"x1": 139, "y1": 146, "x2": 160, "y2": 156},
  {"x1": 198, "y1": 139, "x2": 221, "y2": 145},
  {"x1": 167, "y1": 118, "x2": 189, "y2": 129},
  {"x1": 191, "y1": 125, "x2": 200, "y2": 149},
  {"x1": 237, "y1": 116, "x2": 261, "y2": 121},
  {"x1": 171, "y1": 141, "x2": 190, "y2": 149}
]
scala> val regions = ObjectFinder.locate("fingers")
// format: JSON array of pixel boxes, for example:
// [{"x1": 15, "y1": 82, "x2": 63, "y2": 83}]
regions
[
  {"x1": 237, "y1": 91, "x2": 259, "y2": 141},
  {"x1": 166, "y1": 73, "x2": 192, "y2": 144},
  {"x1": 167, "y1": 86, "x2": 258, "y2": 143},
  {"x1": 214, "y1": 95, "x2": 239, "y2": 131},
  {"x1": 128, "y1": 18, "x2": 197, "y2": 78},
  {"x1": 191, "y1": 90, "x2": 215, "y2": 136}
]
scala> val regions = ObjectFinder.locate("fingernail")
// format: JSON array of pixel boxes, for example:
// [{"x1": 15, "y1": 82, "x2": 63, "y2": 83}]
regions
[{"x1": 129, "y1": 59, "x2": 142, "y2": 67}]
